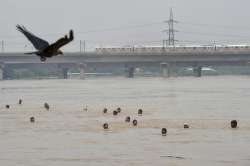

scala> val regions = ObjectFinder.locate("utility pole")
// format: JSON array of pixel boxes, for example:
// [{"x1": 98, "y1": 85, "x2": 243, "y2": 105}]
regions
[
  {"x1": 162, "y1": 40, "x2": 167, "y2": 48},
  {"x1": 163, "y1": 8, "x2": 178, "y2": 47},
  {"x1": 213, "y1": 41, "x2": 216, "y2": 51},
  {"x1": 1, "y1": 40, "x2": 4, "y2": 53},
  {"x1": 80, "y1": 40, "x2": 86, "y2": 53},
  {"x1": 83, "y1": 40, "x2": 86, "y2": 53},
  {"x1": 80, "y1": 40, "x2": 82, "y2": 53}
]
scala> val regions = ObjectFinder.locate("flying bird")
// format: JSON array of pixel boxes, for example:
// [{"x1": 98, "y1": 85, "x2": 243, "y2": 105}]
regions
[{"x1": 16, "y1": 25, "x2": 74, "y2": 61}]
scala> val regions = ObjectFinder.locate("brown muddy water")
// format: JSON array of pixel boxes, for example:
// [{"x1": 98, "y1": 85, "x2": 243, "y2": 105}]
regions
[{"x1": 0, "y1": 76, "x2": 250, "y2": 166}]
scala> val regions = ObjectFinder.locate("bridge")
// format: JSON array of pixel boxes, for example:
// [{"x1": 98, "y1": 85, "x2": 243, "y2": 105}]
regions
[{"x1": 1, "y1": 51, "x2": 250, "y2": 80}]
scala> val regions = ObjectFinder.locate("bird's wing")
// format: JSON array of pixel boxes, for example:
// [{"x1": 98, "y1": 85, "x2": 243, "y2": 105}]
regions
[
  {"x1": 16, "y1": 25, "x2": 49, "y2": 51},
  {"x1": 50, "y1": 30, "x2": 74, "y2": 50}
]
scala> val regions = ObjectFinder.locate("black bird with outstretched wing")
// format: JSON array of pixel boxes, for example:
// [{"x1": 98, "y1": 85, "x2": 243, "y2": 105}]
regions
[{"x1": 16, "y1": 25, "x2": 74, "y2": 61}]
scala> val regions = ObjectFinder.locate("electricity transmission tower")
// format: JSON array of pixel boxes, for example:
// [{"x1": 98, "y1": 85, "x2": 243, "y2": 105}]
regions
[{"x1": 163, "y1": 8, "x2": 178, "y2": 47}]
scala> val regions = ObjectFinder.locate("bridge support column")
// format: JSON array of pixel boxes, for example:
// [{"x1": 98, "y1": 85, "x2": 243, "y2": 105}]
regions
[
  {"x1": 62, "y1": 68, "x2": 69, "y2": 79},
  {"x1": 160, "y1": 63, "x2": 170, "y2": 77},
  {"x1": 193, "y1": 66, "x2": 202, "y2": 77},
  {"x1": 79, "y1": 63, "x2": 87, "y2": 79},
  {"x1": 0, "y1": 62, "x2": 5, "y2": 80},
  {"x1": 57, "y1": 64, "x2": 69, "y2": 79},
  {"x1": 126, "y1": 67, "x2": 135, "y2": 78}
]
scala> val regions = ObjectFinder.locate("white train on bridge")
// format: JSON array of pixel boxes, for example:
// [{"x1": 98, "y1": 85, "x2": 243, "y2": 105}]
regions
[{"x1": 95, "y1": 45, "x2": 250, "y2": 54}]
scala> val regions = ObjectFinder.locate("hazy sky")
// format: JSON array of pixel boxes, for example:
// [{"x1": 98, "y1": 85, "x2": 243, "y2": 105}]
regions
[{"x1": 1, "y1": 0, "x2": 250, "y2": 51}]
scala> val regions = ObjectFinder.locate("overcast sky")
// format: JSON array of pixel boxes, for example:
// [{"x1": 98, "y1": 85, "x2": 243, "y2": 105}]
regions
[{"x1": 1, "y1": 0, "x2": 250, "y2": 51}]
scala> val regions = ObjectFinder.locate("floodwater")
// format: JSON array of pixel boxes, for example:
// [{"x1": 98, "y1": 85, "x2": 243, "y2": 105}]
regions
[{"x1": 0, "y1": 76, "x2": 250, "y2": 166}]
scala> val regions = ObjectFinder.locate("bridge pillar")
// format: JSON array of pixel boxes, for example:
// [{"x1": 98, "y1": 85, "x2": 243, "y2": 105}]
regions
[
  {"x1": 126, "y1": 67, "x2": 135, "y2": 78},
  {"x1": 160, "y1": 63, "x2": 170, "y2": 77},
  {"x1": 193, "y1": 66, "x2": 202, "y2": 77},
  {"x1": 79, "y1": 63, "x2": 87, "y2": 79},
  {"x1": 0, "y1": 62, "x2": 5, "y2": 80},
  {"x1": 57, "y1": 64, "x2": 69, "y2": 79},
  {"x1": 62, "y1": 68, "x2": 69, "y2": 79}
]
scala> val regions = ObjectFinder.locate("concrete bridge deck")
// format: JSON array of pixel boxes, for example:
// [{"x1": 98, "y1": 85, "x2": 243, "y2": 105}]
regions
[
  {"x1": 1, "y1": 51, "x2": 250, "y2": 79},
  {"x1": 1, "y1": 51, "x2": 250, "y2": 64}
]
